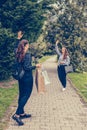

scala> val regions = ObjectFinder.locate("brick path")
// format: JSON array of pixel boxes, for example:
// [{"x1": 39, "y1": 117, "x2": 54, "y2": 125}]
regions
[{"x1": 6, "y1": 56, "x2": 87, "y2": 130}]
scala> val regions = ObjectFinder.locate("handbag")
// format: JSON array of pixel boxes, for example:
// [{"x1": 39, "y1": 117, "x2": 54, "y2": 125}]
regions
[
  {"x1": 65, "y1": 65, "x2": 73, "y2": 74},
  {"x1": 12, "y1": 69, "x2": 25, "y2": 80},
  {"x1": 42, "y1": 70, "x2": 50, "y2": 85},
  {"x1": 12, "y1": 60, "x2": 25, "y2": 80}
]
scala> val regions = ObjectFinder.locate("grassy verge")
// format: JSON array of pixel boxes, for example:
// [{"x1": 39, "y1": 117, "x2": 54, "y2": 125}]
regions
[
  {"x1": 0, "y1": 85, "x2": 18, "y2": 118},
  {"x1": 38, "y1": 55, "x2": 52, "y2": 63},
  {"x1": 68, "y1": 72, "x2": 87, "y2": 102},
  {"x1": 0, "y1": 83, "x2": 18, "y2": 130}
]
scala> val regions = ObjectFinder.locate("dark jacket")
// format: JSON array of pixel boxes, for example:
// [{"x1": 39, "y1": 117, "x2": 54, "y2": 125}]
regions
[{"x1": 23, "y1": 51, "x2": 36, "y2": 78}]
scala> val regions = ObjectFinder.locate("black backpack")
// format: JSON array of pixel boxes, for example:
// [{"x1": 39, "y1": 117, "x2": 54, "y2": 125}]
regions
[{"x1": 12, "y1": 60, "x2": 25, "y2": 80}]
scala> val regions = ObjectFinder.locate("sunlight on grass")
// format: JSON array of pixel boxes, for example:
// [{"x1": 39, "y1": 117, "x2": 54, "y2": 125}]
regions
[
  {"x1": 68, "y1": 73, "x2": 87, "y2": 101},
  {"x1": 0, "y1": 85, "x2": 18, "y2": 118},
  {"x1": 38, "y1": 55, "x2": 52, "y2": 63}
]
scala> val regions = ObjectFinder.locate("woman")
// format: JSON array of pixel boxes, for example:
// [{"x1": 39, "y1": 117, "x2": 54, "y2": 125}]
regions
[
  {"x1": 12, "y1": 39, "x2": 41, "y2": 126},
  {"x1": 55, "y1": 40, "x2": 70, "y2": 91}
]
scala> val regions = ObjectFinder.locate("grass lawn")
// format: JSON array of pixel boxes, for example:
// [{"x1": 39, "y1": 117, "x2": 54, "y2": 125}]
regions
[
  {"x1": 68, "y1": 72, "x2": 87, "y2": 102},
  {"x1": 0, "y1": 85, "x2": 18, "y2": 118},
  {"x1": 38, "y1": 55, "x2": 52, "y2": 63},
  {"x1": 0, "y1": 83, "x2": 18, "y2": 130}
]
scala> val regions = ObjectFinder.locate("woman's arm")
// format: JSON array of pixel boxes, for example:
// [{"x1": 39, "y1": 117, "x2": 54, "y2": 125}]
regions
[
  {"x1": 23, "y1": 53, "x2": 36, "y2": 71},
  {"x1": 55, "y1": 45, "x2": 61, "y2": 56},
  {"x1": 55, "y1": 40, "x2": 61, "y2": 56}
]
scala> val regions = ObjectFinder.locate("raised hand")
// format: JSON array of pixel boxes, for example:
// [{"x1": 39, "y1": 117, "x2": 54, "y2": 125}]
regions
[{"x1": 56, "y1": 40, "x2": 59, "y2": 45}]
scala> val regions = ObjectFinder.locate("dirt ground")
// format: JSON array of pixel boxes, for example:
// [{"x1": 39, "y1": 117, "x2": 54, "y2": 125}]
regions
[{"x1": 0, "y1": 78, "x2": 17, "y2": 88}]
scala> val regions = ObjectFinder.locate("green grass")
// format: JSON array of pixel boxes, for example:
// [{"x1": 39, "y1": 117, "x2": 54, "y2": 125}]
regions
[
  {"x1": 0, "y1": 84, "x2": 18, "y2": 130},
  {"x1": 68, "y1": 72, "x2": 87, "y2": 102},
  {"x1": 0, "y1": 85, "x2": 18, "y2": 118},
  {"x1": 38, "y1": 55, "x2": 52, "y2": 63}
]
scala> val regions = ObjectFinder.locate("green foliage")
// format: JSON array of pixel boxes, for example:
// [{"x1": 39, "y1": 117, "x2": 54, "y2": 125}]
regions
[
  {"x1": 0, "y1": 27, "x2": 15, "y2": 80},
  {"x1": 0, "y1": 0, "x2": 45, "y2": 80},
  {"x1": 0, "y1": 0, "x2": 45, "y2": 42},
  {"x1": 44, "y1": 0, "x2": 87, "y2": 71},
  {"x1": 29, "y1": 31, "x2": 45, "y2": 58}
]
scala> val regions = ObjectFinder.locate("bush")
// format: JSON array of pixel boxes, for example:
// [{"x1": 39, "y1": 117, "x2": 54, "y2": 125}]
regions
[{"x1": 0, "y1": 28, "x2": 15, "y2": 80}]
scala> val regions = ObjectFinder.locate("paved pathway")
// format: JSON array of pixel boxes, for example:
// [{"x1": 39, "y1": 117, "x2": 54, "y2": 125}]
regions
[{"x1": 6, "y1": 56, "x2": 87, "y2": 130}]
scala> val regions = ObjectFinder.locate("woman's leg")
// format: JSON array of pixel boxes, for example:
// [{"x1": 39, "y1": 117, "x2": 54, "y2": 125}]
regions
[
  {"x1": 12, "y1": 80, "x2": 25, "y2": 125},
  {"x1": 16, "y1": 77, "x2": 33, "y2": 115},
  {"x1": 57, "y1": 66, "x2": 63, "y2": 84},
  {"x1": 61, "y1": 66, "x2": 66, "y2": 88},
  {"x1": 57, "y1": 65, "x2": 66, "y2": 88}
]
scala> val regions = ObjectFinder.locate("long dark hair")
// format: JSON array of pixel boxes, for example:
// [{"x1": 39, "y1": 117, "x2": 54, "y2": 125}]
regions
[{"x1": 16, "y1": 39, "x2": 29, "y2": 62}]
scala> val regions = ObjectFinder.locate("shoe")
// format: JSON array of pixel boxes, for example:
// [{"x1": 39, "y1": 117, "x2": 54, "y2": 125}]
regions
[
  {"x1": 12, "y1": 114, "x2": 24, "y2": 126},
  {"x1": 20, "y1": 114, "x2": 31, "y2": 119},
  {"x1": 62, "y1": 88, "x2": 66, "y2": 91}
]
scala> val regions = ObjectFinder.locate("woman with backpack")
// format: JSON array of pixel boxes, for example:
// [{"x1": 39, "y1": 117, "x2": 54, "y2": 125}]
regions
[{"x1": 12, "y1": 39, "x2": 41, "y2": 126}]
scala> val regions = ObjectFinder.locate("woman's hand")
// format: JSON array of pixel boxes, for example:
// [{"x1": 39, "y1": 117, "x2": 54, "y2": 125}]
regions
[
  {"x1": 36, "y1": 64, "x2": 41, "y2": 68},
  {"x1": 60, "y1": 61, "x2": 65, "y2": 64},
  {"x1": 56, "y1": 40, "x2": 59, "y2": 45}
]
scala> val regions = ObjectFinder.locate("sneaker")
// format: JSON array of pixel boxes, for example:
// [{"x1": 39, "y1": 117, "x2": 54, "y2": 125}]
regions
[
  {"x1": 12, "y1": 114, "x2": 24, "y2": 126},
  {"x1": 20, "y1": 114, "x2": 31, "y2": 119},
  {"x1": 62, "y1": 88, "x2": 66, "y2": 91}
]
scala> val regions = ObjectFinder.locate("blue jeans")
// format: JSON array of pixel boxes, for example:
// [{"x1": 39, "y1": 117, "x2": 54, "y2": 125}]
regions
[
  {"x1": 57, "y1": 65, "x2": 66, "y2": 88},
  {"x1": 15, "y1": 76, "x2": 33, "y2": 115}
]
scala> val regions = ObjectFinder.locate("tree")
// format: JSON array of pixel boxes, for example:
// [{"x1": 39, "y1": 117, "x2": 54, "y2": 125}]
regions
[
  {"x1": 0, "y1": 0, "x2": 45, "y2": 42},
  {"x1": 44, "y1": 0, "x2": 87, "y2": 71},
  {"x1": 0, "y1": 0, "x2": 45, "y2": 80},
  {"x1": 0, "y1": 27, "x2": 15, "y2": 80}
]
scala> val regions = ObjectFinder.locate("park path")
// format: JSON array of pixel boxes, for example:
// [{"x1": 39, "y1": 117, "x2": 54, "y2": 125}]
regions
[{"x1": 6, "y1": 56, "x2": 87, "y2": 130}]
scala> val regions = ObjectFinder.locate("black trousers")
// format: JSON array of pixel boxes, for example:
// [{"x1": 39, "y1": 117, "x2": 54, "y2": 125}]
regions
[
  {"x1": 57, "y1": 65, "x2": 66, "y2": 88},
  {"x1": 15, "y1": 76, "x2": 33, "y2": 115}
]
